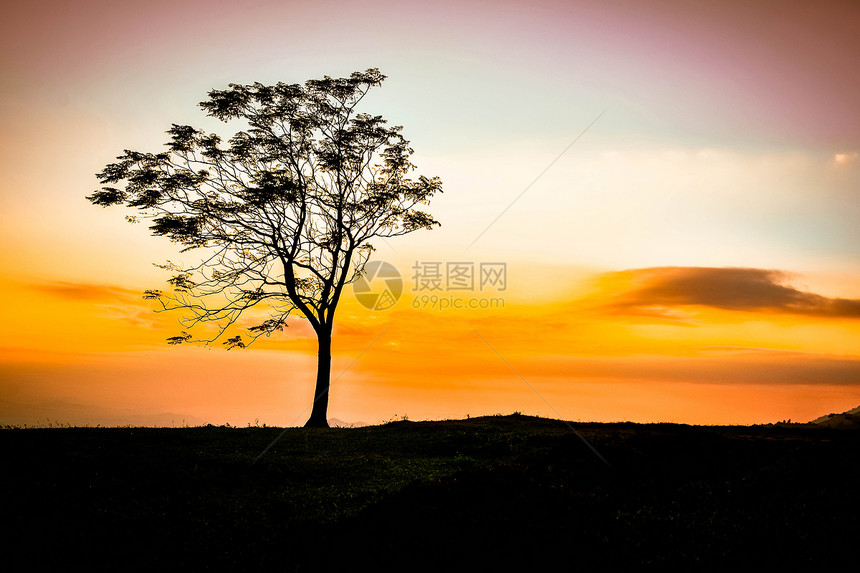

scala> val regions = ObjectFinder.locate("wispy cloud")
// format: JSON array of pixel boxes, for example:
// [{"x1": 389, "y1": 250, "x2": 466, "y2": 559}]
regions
[
  {"x1": 592, "y1": 267, "x2": 860, "y2": 319},
  {"x1": 31, "y1": 281, "x2": 141, "y2": 303}
]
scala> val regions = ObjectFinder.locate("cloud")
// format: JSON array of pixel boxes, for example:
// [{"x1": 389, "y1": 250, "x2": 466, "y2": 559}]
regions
[
  {"x1": 595, "y1": 267, "x2": 860, "y2": 319},
  {"x1": 519, "y1": 350, "x2": 860, "y2": 387},
  {"x1": 32, "y1": 281, "x2": 141, "y2": 302},
  {"x1": 833, "y1": 152, "x2": 860, "y2": 166}
]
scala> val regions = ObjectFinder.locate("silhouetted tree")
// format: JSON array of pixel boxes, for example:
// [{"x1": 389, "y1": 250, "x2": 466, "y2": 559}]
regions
[{"x1": 88, "y1": 69, "x2": 442, "y2": 427}]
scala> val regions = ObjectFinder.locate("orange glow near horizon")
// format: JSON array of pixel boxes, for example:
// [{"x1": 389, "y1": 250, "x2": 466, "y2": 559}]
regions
[{"x1": 3, "y1": 265, "x2": 859, "y2": 427}]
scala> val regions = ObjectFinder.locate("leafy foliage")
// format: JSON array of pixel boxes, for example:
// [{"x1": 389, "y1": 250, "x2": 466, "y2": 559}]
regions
[{"x1": 88, "y1": 69, "x2": 441, "y2": 346}]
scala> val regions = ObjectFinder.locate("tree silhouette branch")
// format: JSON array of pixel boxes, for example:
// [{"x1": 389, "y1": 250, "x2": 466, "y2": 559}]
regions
[{"x1": 88, "y1": 69, "x2": 442, "y2": 426}]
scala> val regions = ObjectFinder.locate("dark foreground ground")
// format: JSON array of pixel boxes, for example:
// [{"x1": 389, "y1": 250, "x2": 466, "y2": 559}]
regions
[{"x1": 2, "y1": 415, "x2": 858, "y2": 570}]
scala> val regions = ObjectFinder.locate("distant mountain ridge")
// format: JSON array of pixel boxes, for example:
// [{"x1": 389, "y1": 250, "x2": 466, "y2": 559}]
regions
[
  {"x1": 328, "y1": 418, "x2": 368, "y2": 428},
  {"x1": 809, "y1": 405, "x2": 860, "y2": 428}
]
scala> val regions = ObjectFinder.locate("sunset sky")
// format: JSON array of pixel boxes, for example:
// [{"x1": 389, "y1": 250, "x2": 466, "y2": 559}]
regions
[{"x1": 2, "y1": 0, "x2": 859, "y2": 426}]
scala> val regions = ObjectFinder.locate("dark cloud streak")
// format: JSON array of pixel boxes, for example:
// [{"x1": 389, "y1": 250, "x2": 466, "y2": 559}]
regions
[
  {"x1": 600, "y1": 267, "x2": 860, "y2": 319},
  {"x1": 31, "y1": 281, "x2": 142, "y2": 303}
]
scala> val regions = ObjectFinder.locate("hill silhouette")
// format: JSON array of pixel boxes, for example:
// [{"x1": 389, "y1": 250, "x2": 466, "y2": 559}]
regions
[
  {"x1": 810, "y1": 405, "x2": 860, "y2": 429},
  {"x1": 3, "y1": 414, "x2": 857, "y2": 570}
]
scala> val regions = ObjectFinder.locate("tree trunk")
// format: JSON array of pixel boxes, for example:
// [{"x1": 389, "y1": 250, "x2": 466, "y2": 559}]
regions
[{"x1": 304, "y1": 329, "x2": 332, "y2": 428}]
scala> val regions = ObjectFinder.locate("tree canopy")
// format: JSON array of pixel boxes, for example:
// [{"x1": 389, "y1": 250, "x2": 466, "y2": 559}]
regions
[{"x1": 88, "y1": 68, "x2": 442, "y2": 426}]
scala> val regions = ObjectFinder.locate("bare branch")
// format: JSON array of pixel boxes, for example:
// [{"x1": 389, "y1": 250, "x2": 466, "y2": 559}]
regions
[{"x1": 89, "y1": 69, "x2": 441, "y2": 347}]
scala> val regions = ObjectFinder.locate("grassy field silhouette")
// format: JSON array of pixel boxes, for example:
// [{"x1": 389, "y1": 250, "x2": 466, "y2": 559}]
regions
[{"x1": 4, "y1": 413, "x2": 858, "y2": 569}]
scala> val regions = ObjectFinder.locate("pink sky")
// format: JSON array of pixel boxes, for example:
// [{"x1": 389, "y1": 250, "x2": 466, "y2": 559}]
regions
[{"x1": 2, "y1": 0, "x2": 859, "y2": 426}]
